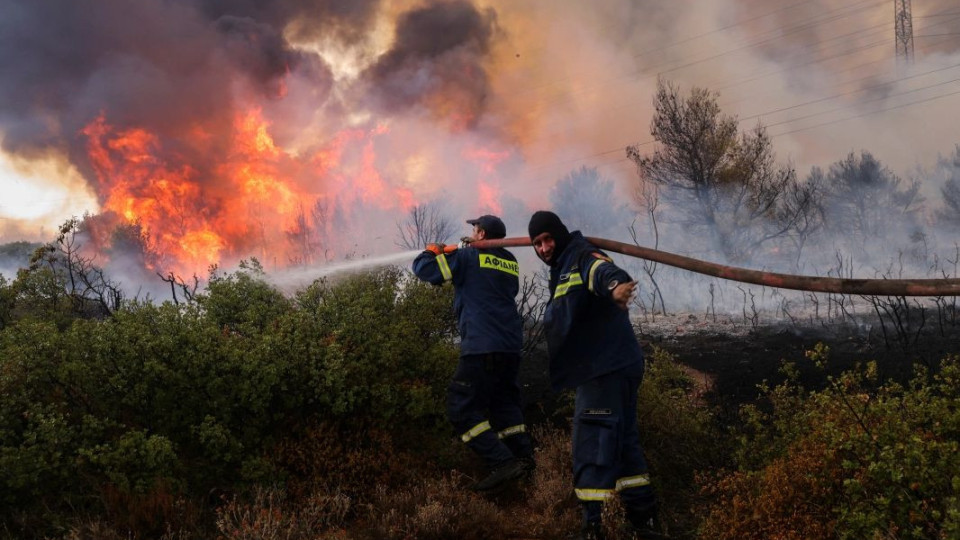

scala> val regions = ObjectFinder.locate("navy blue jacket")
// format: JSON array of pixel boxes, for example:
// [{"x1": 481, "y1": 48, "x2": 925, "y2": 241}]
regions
[
  {"x1": 543, "y1": 232, "x2": 644, "y2": 390},
  {"x1": 413, "y1": 246, "x2": 523, "y2": 356}
]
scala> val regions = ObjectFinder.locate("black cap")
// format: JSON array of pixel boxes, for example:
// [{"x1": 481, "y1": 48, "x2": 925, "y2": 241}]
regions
[{"x1": 466, "y1": 214, "x2": 507, "y2": 239}]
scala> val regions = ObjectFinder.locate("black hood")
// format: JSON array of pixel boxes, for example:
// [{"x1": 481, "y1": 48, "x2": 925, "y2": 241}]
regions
[{"x1": 528, "y1": 210, "x2": 572, "y2": 266}]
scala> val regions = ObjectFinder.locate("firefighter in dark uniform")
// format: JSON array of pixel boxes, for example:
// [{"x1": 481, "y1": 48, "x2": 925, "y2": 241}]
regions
[
  {"x1": 527, "y1": 210, "x2": 663, "y2": 540},
  {"x1": 412, "y1": 214, "x2": 534, "y2": 492}
]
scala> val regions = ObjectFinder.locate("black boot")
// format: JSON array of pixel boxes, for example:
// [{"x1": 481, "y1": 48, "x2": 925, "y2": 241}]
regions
[
  {"x1": 519, "y1": 455, "x2": 536, "y2": 476},
  {"x1": 566, "y1": 521, "x2": 605, "y2": 540},
  {"x1": 470, "y1": 458, "x2": 526, "y2": 492},
  {"x1": 625, "y1": 509, "x2": 668, "y2": 539}
]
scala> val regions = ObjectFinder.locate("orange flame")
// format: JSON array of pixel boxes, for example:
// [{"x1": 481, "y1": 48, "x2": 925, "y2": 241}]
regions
[
  {"x1": 81, "y1": 108, "x2": 421, "y2": 276},
  {"x1": 464, "y1": 146, "x2": 511, "y2": 215}
]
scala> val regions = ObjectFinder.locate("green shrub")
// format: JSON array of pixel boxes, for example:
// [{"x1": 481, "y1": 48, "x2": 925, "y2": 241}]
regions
[
  {"x1": 699, "y1": 345, "x2": 960, "y2": 540},
  {"x1": 638, "y1": 347, "x2": 724, "y2": 537},
  {"x1": 0, "y1": 263, "x2": 459, "y2": 537},
  {"x1": 200, "y1": 259, "x2": 291, "y2": 336}
]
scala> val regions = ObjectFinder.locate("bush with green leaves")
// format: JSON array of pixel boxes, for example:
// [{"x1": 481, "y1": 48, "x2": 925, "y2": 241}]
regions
[
  {"x1": 638, "y1": 348, "x2": 725, "y2": 536},
  {"x1": 699, "y1": 345, "x2": 960, "y2": 540},
  {"x1": 0, "y1": 262, "x2": 458, "y2": 537}
]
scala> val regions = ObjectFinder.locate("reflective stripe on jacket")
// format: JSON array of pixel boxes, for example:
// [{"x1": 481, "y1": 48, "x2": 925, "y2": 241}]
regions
[
  {"x1": 544, "y1": 232, "x2": 644, "y2": 390},
  {"x1": 413, "y1": 246, "x2": 523, "y2": 356}
]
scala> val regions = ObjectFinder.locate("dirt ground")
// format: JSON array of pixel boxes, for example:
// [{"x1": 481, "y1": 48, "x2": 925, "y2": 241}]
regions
[{"x1": 520, "y1": 311, "x2": 960, "y2": 423}]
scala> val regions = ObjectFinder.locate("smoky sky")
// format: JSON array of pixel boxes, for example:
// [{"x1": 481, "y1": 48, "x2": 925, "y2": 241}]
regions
[
  {"x1": 0, "y1": 0, "x2": 401, "y2": 162},
  {"x1": 360, "y1": 0, "x2": 498, "y2": 124},
  {"x1": 728, "y1": 0, "x2": 960, "y2": 96},
  {"x1": 0, "y1": 0, "x2": 508, "y2": 176},
  {"x1": 194, "y1": 0, "x2": 379, "y2": 43}
]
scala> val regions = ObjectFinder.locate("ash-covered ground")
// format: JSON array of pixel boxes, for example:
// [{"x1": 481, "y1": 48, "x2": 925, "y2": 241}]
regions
[{"x1": 520, "y1": 310, "x2": 960, "y2": 424}]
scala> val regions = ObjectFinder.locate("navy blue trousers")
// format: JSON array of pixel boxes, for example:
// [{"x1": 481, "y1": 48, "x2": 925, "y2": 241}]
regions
[
  {"x1": 447, "y1": 353, "x2": 533, "y2": 467},
  {"x1": 573, "y1": 370, "x2": 657, "y2": 524}
]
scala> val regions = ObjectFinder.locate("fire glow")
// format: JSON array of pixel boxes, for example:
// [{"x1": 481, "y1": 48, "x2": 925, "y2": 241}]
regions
[{"x1": 80, "y1": 108, "x2": 423, "y2": 276}]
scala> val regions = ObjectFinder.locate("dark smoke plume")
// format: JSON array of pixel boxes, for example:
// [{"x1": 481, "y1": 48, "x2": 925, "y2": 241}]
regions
[
  {"x1": 359, "y1": 0, "x2": 498, "y2": 126},
  {"x1": 0, "y1": 0, "x2": 390, "y2": 162}
]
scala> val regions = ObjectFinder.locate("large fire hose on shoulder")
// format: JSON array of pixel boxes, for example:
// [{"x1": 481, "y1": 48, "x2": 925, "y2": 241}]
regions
[{"x1": 466, "y1": 236, "x2": 960, "y2": 297}]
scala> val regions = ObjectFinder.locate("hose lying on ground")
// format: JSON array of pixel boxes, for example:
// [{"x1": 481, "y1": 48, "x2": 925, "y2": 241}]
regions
[{"x1": 468, "y1": 236, "x2": 960, "y2": 297}]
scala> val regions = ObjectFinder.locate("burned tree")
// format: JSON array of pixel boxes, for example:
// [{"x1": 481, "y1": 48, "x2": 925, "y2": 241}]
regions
[
  {"x1": 935, "y1": 145, "x2": 960, "y2": 228},
  {"x1": 782, "y1": 167, "x2": 827, "y2": 270},
  {"x1": 820, "y1": 151, "x2": 923, "y2": 251},
  {"x1": 16, "y1": 218, "x2": 125, "y2": 322},
  {"x1": 396, "y1": 200, "x2": 458, "y2": 250},
  {"x1": 627, "y1": 80, "x2": 810, "y2": 263},
  {"x1": 286, "y1": 201, "x2": 335, "y2": 266},
  {"x1": 941, "y1": 178, "x2": 960, "y2": 227}
]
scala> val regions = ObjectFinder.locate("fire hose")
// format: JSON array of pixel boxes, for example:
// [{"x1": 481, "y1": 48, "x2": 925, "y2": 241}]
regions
[{"x1": 464, "y1": 236, "x2": 960, "y2": 297}]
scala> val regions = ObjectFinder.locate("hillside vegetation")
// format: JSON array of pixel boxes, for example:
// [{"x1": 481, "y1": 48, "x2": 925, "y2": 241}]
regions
[{"x1": 1, "y1": 250, "x2": 958, "y2": 539}]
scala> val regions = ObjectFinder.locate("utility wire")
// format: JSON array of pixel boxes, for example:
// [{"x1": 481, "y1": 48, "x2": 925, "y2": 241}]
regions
[
  {"x1": 655, "y1": 0, "x2": 887, "y2": 76},
  {"x1": 531, "y1": 10, "x2": 960, "y2": 179},
  {"x1": 537, "y1": 3, "x2": 908, "y2": 137},
  {"x1": 739, "y1": 61, "x2": 960, "y2": 123},
  {"x1": 519, "y1": 0, "x2": 888, "y2": 110},
  {"x1": 770, "y1": 84, "x2": 960, "y2": 138},
  {"x1": 519, "y1": 69, "x2": 960, "y2": 187},
  {"x1": 514, "y1": 0, "x2": 814, "y2": 98}
]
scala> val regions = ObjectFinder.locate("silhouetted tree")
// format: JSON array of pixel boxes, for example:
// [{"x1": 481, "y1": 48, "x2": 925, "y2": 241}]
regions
[
  {"x1": 821, "y1": 151, "x2": 923, "y2": 247},
  {"x1": 936, "y1": 145, "x2": 960, "y2": 228},
  {"x1": 549, "y1": 166, "x2": 630, "y2": 237},
  {"x1": 14, "y1": 218, "x2": 124, "y2": 322},
  {"x1": 783, "y1": 167, "x2": 827, "y2": 269},
  {"x1": 286, "y1": 201, "x2": 334, "y2": 266},
  {"x1": 627, "y1": 80, "x2": 807, "y2": 262},
  {"x1": 396, "y1": 200, "x2": 457, "y2": 249}
]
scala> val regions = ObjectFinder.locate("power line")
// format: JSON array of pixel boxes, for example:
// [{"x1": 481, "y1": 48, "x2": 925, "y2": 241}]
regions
[
  {"x1": 629, "y1": 0, "x2": 813, "y2": 61},
  {"x1": 514, "y1": 0, "x2": 813, "y2": 99},
  {"x1": 737, "y1": 61, "x2": 960, "y2": 124},
  {"x1": 764, "y1": 74, "x2": 960, "y2": 130},
  {"x1": 517, "y1": 0, "x2": 889, "y2": 112},
  {"x1": 533, "y1": 8, "x2": 960, "y2": 176},
  {"x1": 770, "y1": 83, "x2": 960, "y2": 138},
  {"x1": 519, "y1": 62, "x2": 960, "y2": 188},
  {"x1": 655, "y1": 0, "x2": 887, "y2": 76},
  {"x1": 535, "y1": 1, "x2": 903, "y2": 137}
]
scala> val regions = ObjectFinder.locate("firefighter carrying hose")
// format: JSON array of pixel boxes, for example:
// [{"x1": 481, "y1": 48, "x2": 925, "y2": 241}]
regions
[
  {"x1": 528, "y1": 210, "x2": 664, "y2": 540},
  {"x1": 412, "y1": 214, "x2": 534, "y2": 492}
]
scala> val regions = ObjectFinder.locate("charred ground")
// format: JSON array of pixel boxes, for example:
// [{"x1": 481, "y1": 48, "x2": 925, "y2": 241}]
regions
[{"x1": 520, "y1": 311, "x2": 960, "y2": 424}]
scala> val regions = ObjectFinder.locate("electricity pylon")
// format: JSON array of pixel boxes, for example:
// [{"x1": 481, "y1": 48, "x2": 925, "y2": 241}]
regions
[{"x1": 894, "y1": 0, "x2": 914, "y2": 64}]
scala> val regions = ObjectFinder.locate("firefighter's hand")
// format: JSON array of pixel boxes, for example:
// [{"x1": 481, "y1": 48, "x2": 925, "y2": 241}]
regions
[
  {"x1": 457, "y1": 236, "x2": 472, "y2": 249},
  {"x1": 425, "y1": 243, "x2": 446, "y2": 256},
  {"x1": 611, "y1": 280, "x2": 637, "y2": 310}
]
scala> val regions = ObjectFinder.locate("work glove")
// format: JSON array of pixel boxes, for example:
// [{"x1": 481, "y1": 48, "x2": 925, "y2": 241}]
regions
[
  {"x1": 457, "y1": 236, "x2": 472, "y2": 249},
  {"x1": 425, "y1": 243, "x2": 446, "y2": 255}
]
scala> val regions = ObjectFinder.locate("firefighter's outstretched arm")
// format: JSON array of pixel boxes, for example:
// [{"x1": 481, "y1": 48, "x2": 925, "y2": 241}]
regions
[{"x1": 582, "y1": 251, "x2": 636, "y2": 310}]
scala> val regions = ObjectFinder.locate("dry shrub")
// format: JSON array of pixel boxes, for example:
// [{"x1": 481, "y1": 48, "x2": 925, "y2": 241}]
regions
[
  {"x1": 58, "y1": 520, "x2": 129, "y2": 540},
  {"x1": 215, "y1": 486, "x2": 351, "y2": 540},
  {"x1": 358, "y1": 472, "x2": 506, "y2": 540},
  {"x1": 59, "y1": 518, "x2": 195, "y2": 540},
  {"x1": 271, "y1": 420, "x2": 420, "y2": 502},
  {"x1": 96, "y1": 480, "x2": 201, "y2": 538},
  {"x1": 513, "y1": 424, "x2": 580, "y2": 538},
  {"x1": 353, "y1": 425, "x2": 580, "y2": 539},
  {"x1": 698, "y1": 438, "x2": 840, "y2": 539}
]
